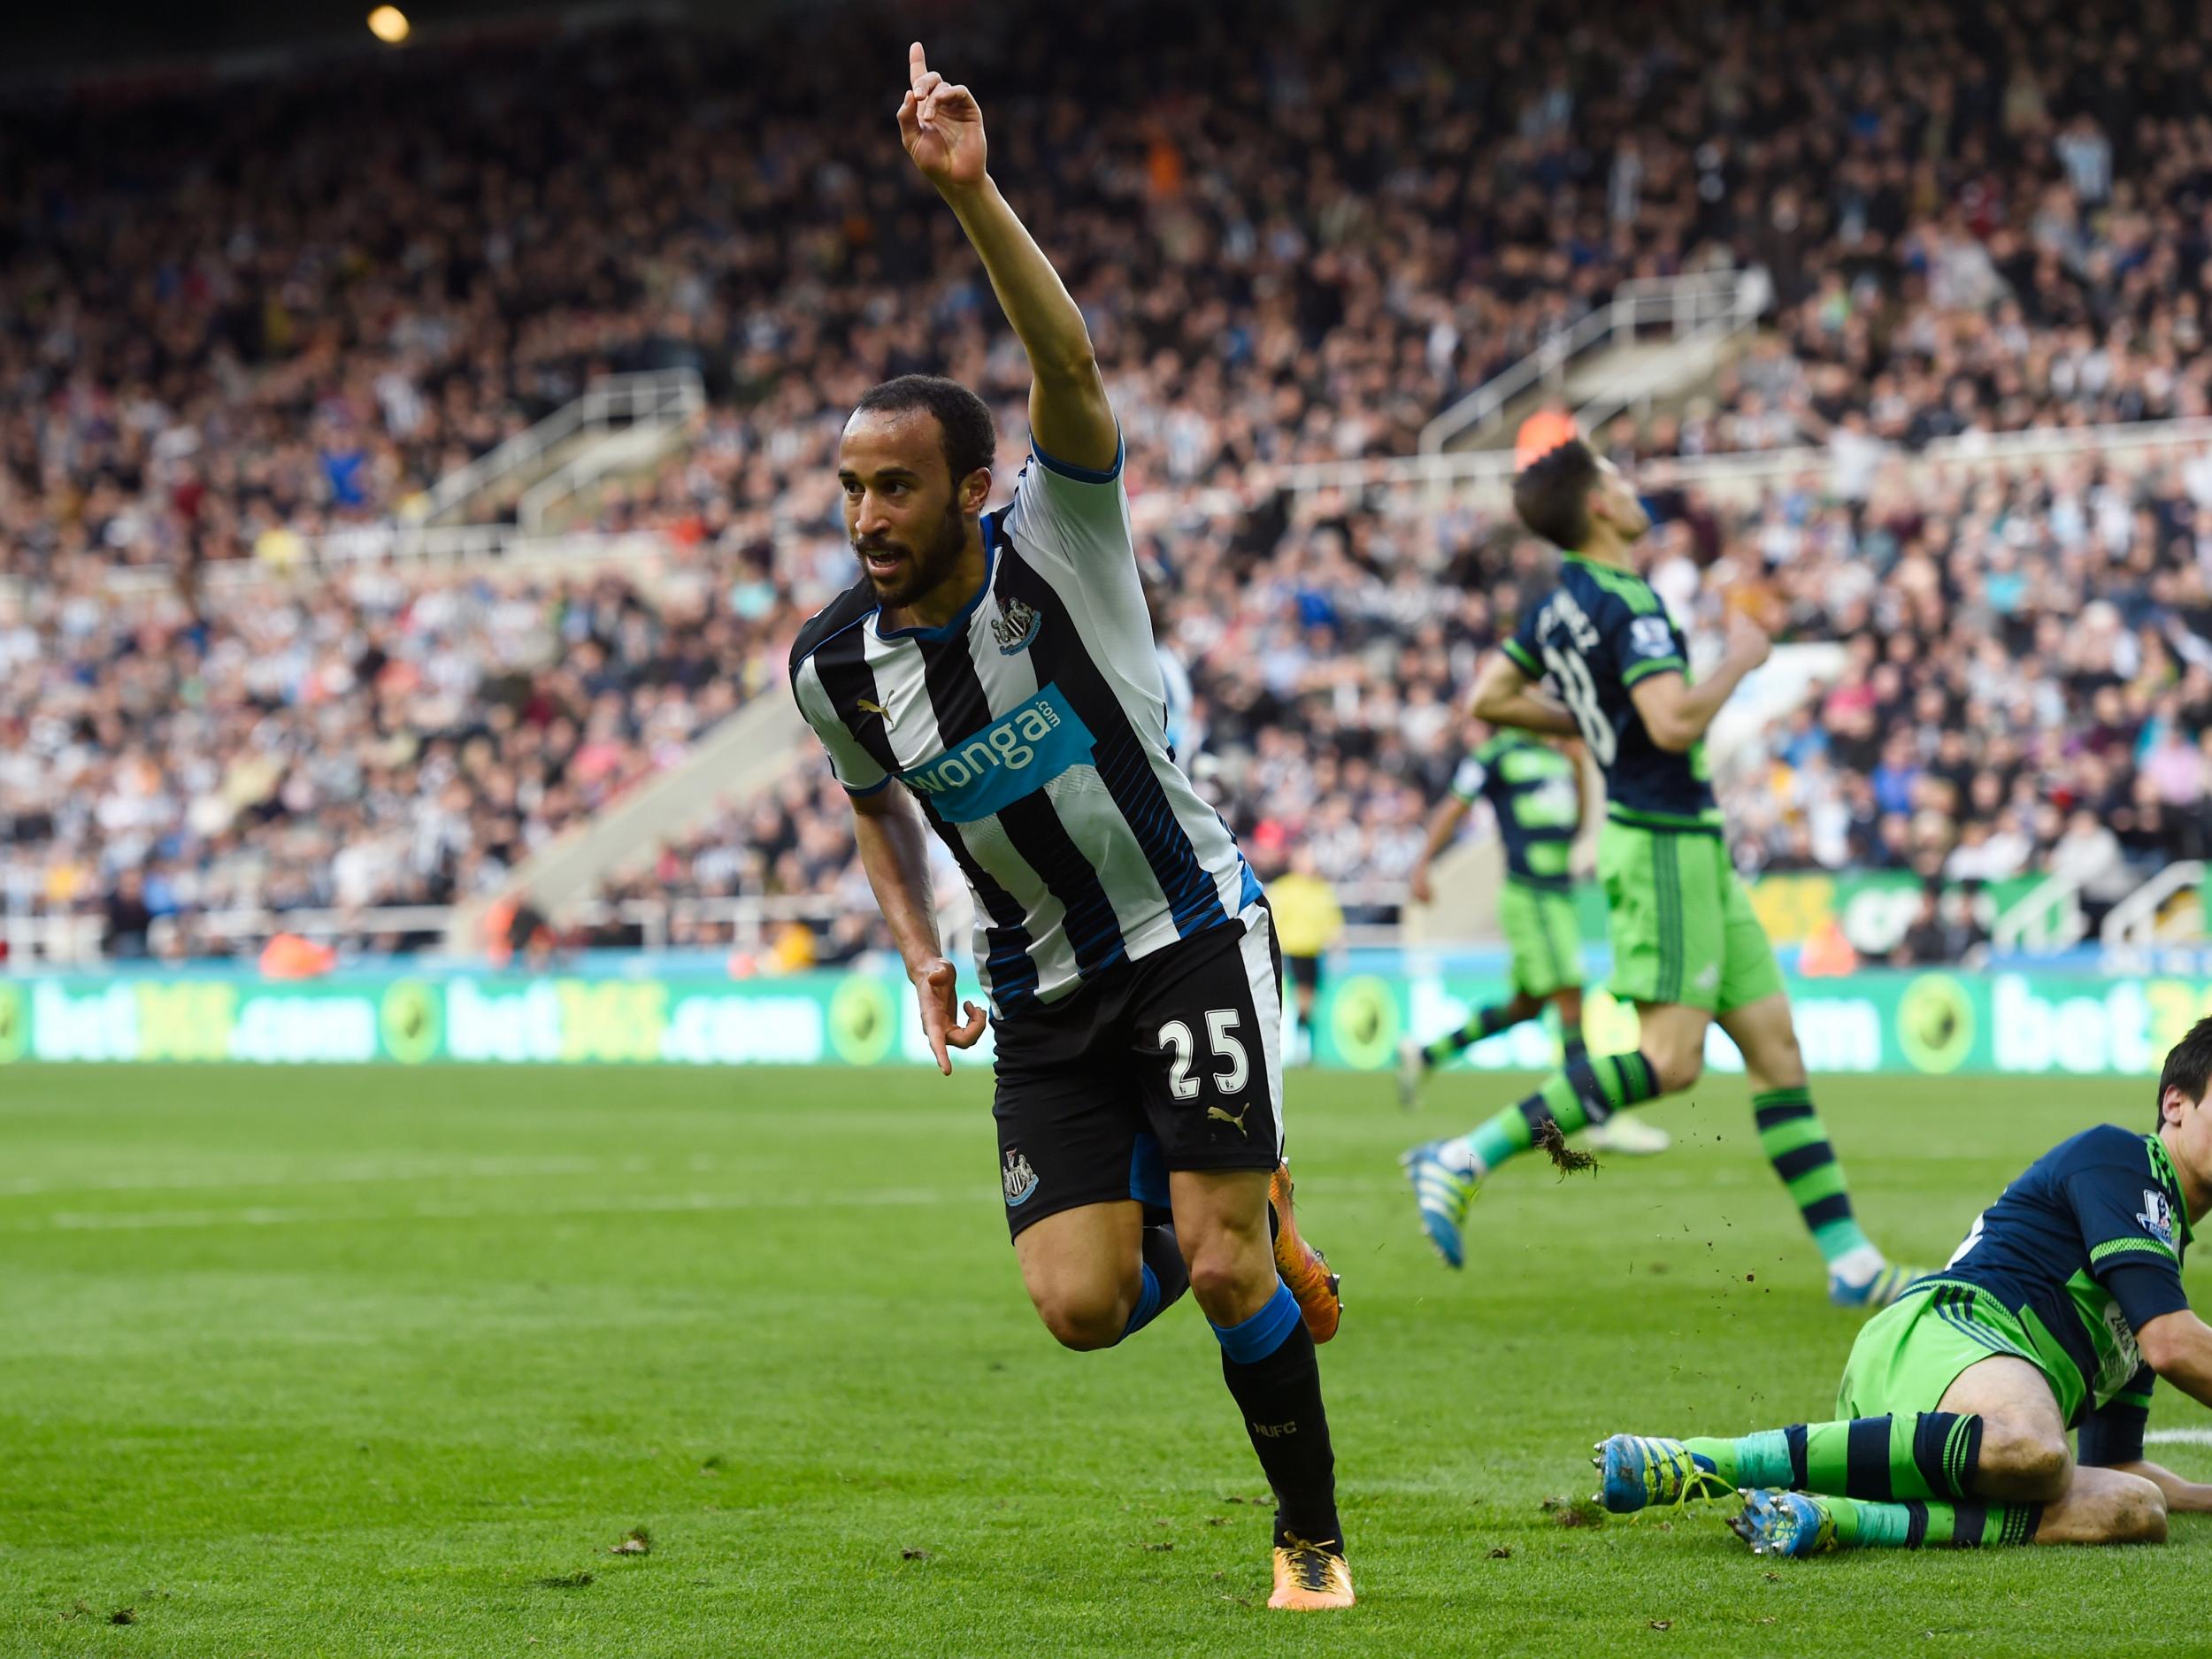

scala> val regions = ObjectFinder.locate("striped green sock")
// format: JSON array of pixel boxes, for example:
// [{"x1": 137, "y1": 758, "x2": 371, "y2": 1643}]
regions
[
  {"x1": 1823, "y1": 1494, "x2": 2041, "y2": 1548},
  {"x1": 1686, "y1": 1413, "x2": 1984, "y2": 1500},
  {"x1": 1752, "y1": 1087, "x2": 1872, "y2": 1263},
  {"x1": 1459, "y1": 1051, "x2": 1660, "y2": 1173},
  {"x1": 1424, "y1": 1002, "x2": 1523, "y2": 1066}
]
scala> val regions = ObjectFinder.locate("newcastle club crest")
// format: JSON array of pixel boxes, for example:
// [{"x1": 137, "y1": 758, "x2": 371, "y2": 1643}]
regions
[
  {"x1": 991, "y1": 599, "x2": 1041, "y2": 656},
  {"x1": 1002, "y1": 1148, "x2": 1040, "y2": 1207}
]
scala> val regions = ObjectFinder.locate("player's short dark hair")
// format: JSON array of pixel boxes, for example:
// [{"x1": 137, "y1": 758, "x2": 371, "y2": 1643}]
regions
[
  {"x1": 2155, "y1": 1017, "x2": 2212, "y2": 1129},
  {"x1": 1512, "y1": 437, "x2": 1601, "y2": 550},
  {"x1": 852, "y1": 374, "x2": 996, "y2": 488}
]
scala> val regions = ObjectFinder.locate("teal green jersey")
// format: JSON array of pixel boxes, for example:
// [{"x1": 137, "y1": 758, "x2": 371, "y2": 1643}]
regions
[{"x1": 1451, "y1": 731, "x2": 1579, "y2": 890}]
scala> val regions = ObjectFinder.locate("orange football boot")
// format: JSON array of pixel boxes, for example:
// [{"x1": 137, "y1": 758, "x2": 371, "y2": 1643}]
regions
[
  {"x1": 1268, "y1": 1160, "x2": 1340, "y2": 1342},
  {"x1": 1269, "y1": 1537, "x2": 1355, "y2": 1609}
]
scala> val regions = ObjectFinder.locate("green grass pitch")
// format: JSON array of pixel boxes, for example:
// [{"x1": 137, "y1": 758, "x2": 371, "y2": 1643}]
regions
[{"x1": 3, "y1": 1061, "x2": 2208, "y2": 1656}]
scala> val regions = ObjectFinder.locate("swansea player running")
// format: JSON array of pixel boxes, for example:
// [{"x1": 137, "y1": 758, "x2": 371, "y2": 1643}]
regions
[
  {"x1": 1596, "y1": 1019, "x2": 2212, "y2": 1555},
  {"x1": 1395, "y1": 726, "x2": 1669, "y2": 1156},
  {"x1": 1403, "y1": 439, "x2": 1922, "y2": 1305},
  {"x1": 787, "y1": 47, "x2": 1350, "y2": 1611}
]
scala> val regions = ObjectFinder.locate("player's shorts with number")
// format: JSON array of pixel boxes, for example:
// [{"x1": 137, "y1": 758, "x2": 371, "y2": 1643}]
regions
[
  {"x1": 1500, "y1": 879, "x2": 1583, "y2": 1001},
  {"x1": 990, "y1": 905, "x2": 1286, "y2": 1239},
  {"x1": 1598, "y1": 818, "x2": 1783, "y2": 1014}
]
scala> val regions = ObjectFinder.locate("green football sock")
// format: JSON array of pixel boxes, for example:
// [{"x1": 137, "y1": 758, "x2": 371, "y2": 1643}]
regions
[
  {"x1": 1686, "y1": 1412, "x2": 1984, "y2": 1501},
  {"x1": 1753, "y1": 1087, "x2": 1874, "y2": 1263},
  {"x1": 1459, "y1": 1050, "x2": 1660, "y2": 1174},
  {"x1": 1822, "y1": 1494, "x2": 2041, "y2": 1548},
  {"x1": 1423, "y1": 1001, "x2": 1525, "y2": 1067}
]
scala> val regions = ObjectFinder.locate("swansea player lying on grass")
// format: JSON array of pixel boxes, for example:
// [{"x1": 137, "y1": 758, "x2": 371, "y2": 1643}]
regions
[
  {"x1": 786, "y1": 45, "x2": 1350, "y2": 1609},
  {"x1": 1594, "y1": 1018, "x2": 2212, "y2": 1555}
]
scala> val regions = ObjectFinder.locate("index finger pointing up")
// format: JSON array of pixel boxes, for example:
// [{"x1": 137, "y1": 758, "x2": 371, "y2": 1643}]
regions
[{"x1": 909, "y1": 41, "x2": 928, "y2": 88}]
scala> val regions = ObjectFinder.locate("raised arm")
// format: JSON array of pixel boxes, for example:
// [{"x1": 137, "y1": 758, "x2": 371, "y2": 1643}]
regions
[
  {"x1": 1630, "y1": 611, "x2": 1770, "y2": 753},
  {"x1": 898, "y1": 42, "x2": 1117, "y2": 472},
  {"x1": 1468, "y1": 650, "x2": 1578, "y2": 739},
  {"x1": 850, "y1": 784, "x2": 985, "y2": 1074}
]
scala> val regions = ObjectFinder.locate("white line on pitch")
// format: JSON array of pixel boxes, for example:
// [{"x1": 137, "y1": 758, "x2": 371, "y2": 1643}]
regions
[
  {"x1": 2145, "y1": 1429, "x2": 2212, "y2": 1448},
  {"x1": 0, "y1": 1154, "x2": 641, "y2": 1199},
  {"x1": 12, "y1": 1187, "x2": 973, "y2": 1232}
]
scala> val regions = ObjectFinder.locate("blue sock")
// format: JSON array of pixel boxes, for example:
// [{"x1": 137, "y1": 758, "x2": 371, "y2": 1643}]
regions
[
  {"x1": 1210, "y1": 1279, "x2": 1301, "y2": 1363},
  {"x1": 1118, "y1": 1224, "x2": 1190, "y2": 1343},
  {"x1": 1120, "y1": 1264, "x2": 1164, "y2": 1341}
]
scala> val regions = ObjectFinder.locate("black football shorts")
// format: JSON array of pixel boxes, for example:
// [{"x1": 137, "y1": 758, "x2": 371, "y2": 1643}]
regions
[{"x1": 990, "y1": 905, "x2": 1285, "y2": 1240}]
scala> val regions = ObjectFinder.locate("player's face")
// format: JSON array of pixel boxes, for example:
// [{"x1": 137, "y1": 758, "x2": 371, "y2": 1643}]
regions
[
  {"x1": 2167, "y1": 1087, "x2": 2212, "y2": 1197},
  {"x1": 1592, "y1": 457, "x2": 1653, "y2": 542},
  {"x1": 837, "y1": 410, "x2": 976, "y2": 608}
]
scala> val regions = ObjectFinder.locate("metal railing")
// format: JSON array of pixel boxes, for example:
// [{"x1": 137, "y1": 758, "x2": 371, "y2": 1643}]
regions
[
  {"x1": 2101, "y1": 861, "x2": 2205, "y2": 952},
  {"x1": 420, "y1": 368, "x2": 703, "y2": 526},
  {"x1": 1418, "y1": 268, "x2": 1771, "y2": 454},
  {"x1": 1292, "y1": 411, "x2": 2212, "y2": 503},
  {"x1": 1991, "y1": 872, "x2": 2087, "y2": 952}
]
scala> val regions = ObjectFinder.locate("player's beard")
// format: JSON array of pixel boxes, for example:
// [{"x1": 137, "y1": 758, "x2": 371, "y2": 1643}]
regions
[{"x1": 855, "y1": 499, "x2": 967, "y2": 609}]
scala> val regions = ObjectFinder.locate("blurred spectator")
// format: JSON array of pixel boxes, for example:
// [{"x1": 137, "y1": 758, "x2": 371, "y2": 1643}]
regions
[{"x1": 1888, "y1": 879, "x2": 1991, "y2": 969}]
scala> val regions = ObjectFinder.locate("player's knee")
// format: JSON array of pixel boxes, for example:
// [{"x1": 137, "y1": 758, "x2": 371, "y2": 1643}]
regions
[
  {"x1": 2101, "y1": 1476, "x2": 2168, "y2": 1545},
  {"x1": 1183, "y1": 1237, "x2": 1272, "y2": 1322},
  {"x1": 1185, "y1": 1256, "x2": 1258, "y2": 1319},
  {"x1": 2121, "y1": 1489, "x2": 2170, "y2": 1545},
  {"x1": 1034, "y1": 1293, "x2": 1127, "y2": 1351},
  {"x1": 1982, "y1": 1422, "x2": 2071, "y2": 1500},
  {"x1": 1752, "y1": 1030, "x2": 1806, "y2": 1089},
  {"x1": 1646, "y1": 1046, "x2": 1701, "y2": 1095}
]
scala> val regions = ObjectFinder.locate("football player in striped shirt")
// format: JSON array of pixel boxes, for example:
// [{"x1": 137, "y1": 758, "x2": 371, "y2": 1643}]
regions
[
  {"x1": 1595, "y1": 1020, "x2": 2212, "y2": 1555},
  {"x1": 787, "y1": 45, "x2": 1350, "y2": 1610}
]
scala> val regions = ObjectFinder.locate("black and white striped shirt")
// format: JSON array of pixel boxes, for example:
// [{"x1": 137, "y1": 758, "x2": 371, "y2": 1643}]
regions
[{"x1": 788, "y1": 442, "x2": 1260, "y2": 1017}]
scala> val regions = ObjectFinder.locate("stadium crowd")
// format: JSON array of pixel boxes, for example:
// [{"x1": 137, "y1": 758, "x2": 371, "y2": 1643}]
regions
[{"x1": 7, "y1": 0, "x2": 2212, "y2": 956}]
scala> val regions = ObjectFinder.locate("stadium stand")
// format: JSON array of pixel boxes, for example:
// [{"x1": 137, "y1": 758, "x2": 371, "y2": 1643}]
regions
[{"x1": 6, "y1": 1, "x2": 2212, "y2": 961}]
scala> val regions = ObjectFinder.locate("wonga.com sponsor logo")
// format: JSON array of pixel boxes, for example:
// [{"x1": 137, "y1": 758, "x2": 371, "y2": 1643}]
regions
[{"x1": 898, "y1": 684, "x2": 1094, "y2": 823}]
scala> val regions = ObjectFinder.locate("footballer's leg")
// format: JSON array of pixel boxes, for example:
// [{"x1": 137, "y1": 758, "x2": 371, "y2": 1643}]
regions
[
  {"x1": 1137, "y1": 908, "x2": 1350, "y2": 1609},
  {"x1": 1013, "y1": 1199, "x2": 1186, "y2": 1349},
  {"x1": 1173, "y1": 1167, "x2": 1351, "y2": 1609},
  {"x1": 2023, "y1": 1464, "x2": 2167, "y2": 1545},
  {"x1": 1571, "y1": 985, "x2": 1670, "y2": 1156},
  {"x1": 1610, "y1": 1306, "x2": 2082, "y2": 1552},
  {"x1": 1013, "y1": 1201, "x2": 1141, "y2": 1349},
  {"x1": 1609, "y1": 1293, "x2": 2050, "y2": 1509},
  {"x1": 1402, "y1": 1002, "x2": 1690, "y2": 1267},
  {"x1": 1397, "y1": 987, "x2": 1544, "y2": 1109},
  {"x1": 1712, "y1": 856, "x2": 1930, "y2": 1304},
  {"x1": 1717, "y1": 990, "x2": 1928, "y2": 1307},
  {"x1": 995, "y1": 1018, "x2": 1189, "y2": 1349},
  {"x1": 1402, "y1": 823, "x2": 1697, "y2": 1262}
]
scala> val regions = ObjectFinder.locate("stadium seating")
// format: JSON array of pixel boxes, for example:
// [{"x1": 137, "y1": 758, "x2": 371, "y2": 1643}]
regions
[{"x1": 5, "y1": 2, "x2": 2208, "y2": 960}]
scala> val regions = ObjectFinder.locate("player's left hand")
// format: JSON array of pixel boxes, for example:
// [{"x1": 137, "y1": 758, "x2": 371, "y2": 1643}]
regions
[
  {"x1": 898, "y1": 42, "x2": 987, "y2": 191},
  {"x1": 911, "y1": 955, "x2": 987, "y2": 1075}
]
